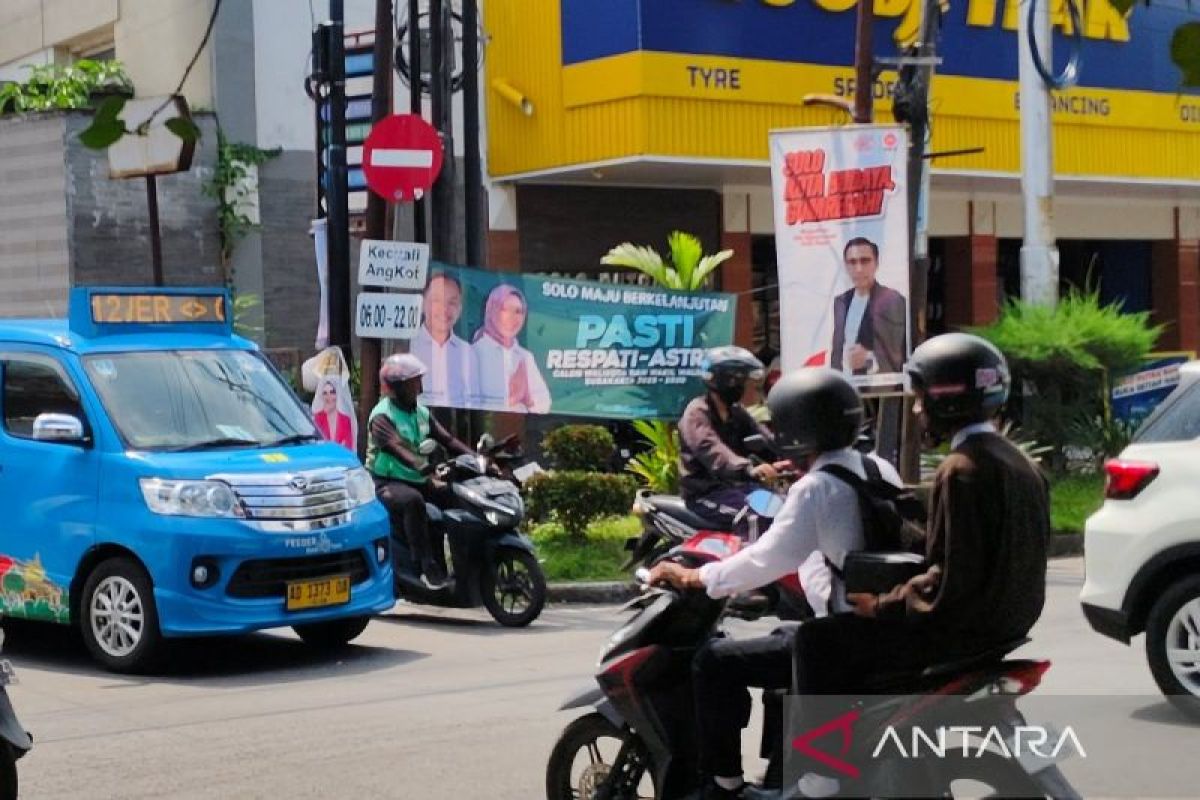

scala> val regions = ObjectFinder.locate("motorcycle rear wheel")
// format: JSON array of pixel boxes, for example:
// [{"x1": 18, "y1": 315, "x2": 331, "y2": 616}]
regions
[{"x1": 546, "y1": 713, "x2": 656, "y2": 800}]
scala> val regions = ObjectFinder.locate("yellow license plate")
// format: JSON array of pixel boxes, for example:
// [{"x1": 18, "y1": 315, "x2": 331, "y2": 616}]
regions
[{"x1": 286, "y1": 575, "x2": 351, "y2": 611}]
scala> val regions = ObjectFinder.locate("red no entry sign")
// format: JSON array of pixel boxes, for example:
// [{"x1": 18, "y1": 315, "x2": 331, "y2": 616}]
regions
[{"x1": 361, "y1": 114, "x2": 445, "y2": 202}]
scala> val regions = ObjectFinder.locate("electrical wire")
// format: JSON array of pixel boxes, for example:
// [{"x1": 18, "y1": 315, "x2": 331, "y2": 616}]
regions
[
  {"x1": 1027, "y1": 0, "x2": 1084, "y2": 90},
  {"x1": 142, "y1": 0, "x2": 224, "y2": 126}
]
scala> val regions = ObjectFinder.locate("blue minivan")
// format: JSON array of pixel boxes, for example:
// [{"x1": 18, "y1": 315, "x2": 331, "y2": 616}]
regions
[{"x1": 0, "y1": 287, "x2": 394, "y2": 672}]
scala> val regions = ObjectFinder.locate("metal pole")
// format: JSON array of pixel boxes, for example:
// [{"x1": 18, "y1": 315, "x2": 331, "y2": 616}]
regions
[
  {"x1": 1018, "y1": 0, "x2": 1059, "y2": 306},
  {"x1": 146, "y1": 175, "x2": 164, "y2": 286},
  {"x1": 853, "y1": 0, "x2": 876, "y2": 124},
  {"x1": 899, "y1": 0, "x2": 942, "y2": 484},
  {"x1": 429, "y1": 0, "x2": 456, "y2": 262},
  {"x1": 358, "y1": 0, "x2": 394, "y2": 453},
  {"x1": 327, "y1": 0, "x2": 353, "y2": 362},
  {"x1": 462, "y1": 0, "x2": 484, "y2": 267},
  {"x1": 408, "y1": 0, "x2": 426, "y2": 245}
]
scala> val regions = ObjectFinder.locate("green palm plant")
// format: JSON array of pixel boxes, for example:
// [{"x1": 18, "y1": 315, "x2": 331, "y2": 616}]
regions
[
  {"x1": 601, "y1": 231, "x2": 733, "y2": 291},
  {"x1": 626, "y1": 420, "x2": 680, "y2": 494}
]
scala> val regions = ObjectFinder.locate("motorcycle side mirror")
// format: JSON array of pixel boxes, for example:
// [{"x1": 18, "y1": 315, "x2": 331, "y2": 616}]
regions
[
  {"x1": 477, "y1": 432, "x2": 495, "y2": 452},
  {"x1": 418, "y1": 439, "x2": 439, "y2": 456},
  {"x1": 746, "y1": 489, "x2": 784, "y2": 518}
]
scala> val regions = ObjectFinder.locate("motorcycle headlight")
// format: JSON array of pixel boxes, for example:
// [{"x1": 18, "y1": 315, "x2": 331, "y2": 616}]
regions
[
  {"x1": 345, "y1": 467, "x2": 376, "y2": 509},
  {"x1": 140, "y1": 479, "x2": 242, "y2": 518}
]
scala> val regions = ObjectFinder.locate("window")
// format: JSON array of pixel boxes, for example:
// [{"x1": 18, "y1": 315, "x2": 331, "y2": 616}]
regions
[
  {"x1": 2, "y1": 357, "x2": 86, "y2": 439},
  {"x1": 1135, "y1": 378, "x2": 1200, "y2": 444}
]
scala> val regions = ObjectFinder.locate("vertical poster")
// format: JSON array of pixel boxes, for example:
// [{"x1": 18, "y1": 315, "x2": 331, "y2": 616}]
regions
[{"x1": 769, "y1": 125, "x2": 910, "y2": 394}]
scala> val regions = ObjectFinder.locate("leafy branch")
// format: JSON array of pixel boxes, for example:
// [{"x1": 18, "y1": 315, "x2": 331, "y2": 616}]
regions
[{"x1": 204, "y1": 132, "x2": 282, "y2": 264}]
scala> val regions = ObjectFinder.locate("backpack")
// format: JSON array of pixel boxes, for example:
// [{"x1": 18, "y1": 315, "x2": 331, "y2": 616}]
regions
[{"x1": 819, "y1": 454, "x2": 927, "y2": 559}]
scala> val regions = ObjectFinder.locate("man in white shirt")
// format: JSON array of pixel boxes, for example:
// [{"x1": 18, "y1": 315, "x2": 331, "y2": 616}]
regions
[
  {"x1": 409, "y1": 272, "x2": 478, "y2": 407},
  {"x1": 649, "y1": 368, "x2": 901, "y2": 800}
]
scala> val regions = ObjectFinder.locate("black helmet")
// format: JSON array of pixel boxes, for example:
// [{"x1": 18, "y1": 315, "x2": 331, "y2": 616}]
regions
[
  {"x1": 906, "y1": 333, "x2": 1010, "y2": 425},
  {"x1": 767, "y1": 368, "x2": 863, "y2": 458},
  {"x1": 701, "y1": 346, "x2": 764, "y2": 404}
]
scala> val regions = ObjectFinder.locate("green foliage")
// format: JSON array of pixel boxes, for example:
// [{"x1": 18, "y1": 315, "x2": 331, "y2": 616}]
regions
[
  {"x1": 1066, "y1": 413, "x2": 1138, "y2": 466},
  {"x1": 626, "y1": 420, "x2": 680, "y2": 494},
  {"x1": 1050, "y1": 474, "x2": 1105, "y2": 534},
  {"x1": 0, "y1": 59, "x2": 132, "y2": 114},
  {"x1": 1172, "y1": 22, "x2": 1200, "y2": 87},
  {"x1": 523, "y1": 471, "x2": 639, "y2": 538},
  {"x1": 233, "y1": 293, "x2": 264, "y2": 339},
  {"x1": 205, "y1": 132, "x2": 282, "y2": 263},
  {"x1": 601, "y1": 230, "x2": 733, "y2": 291},
  {"x1": 530, "y1": 515, "x2": 641, "y2": 582},
  {"x1": 974, "y1": 287, "x2": 1161, "y2": 470},
  {"x1": 542, "y1": 425, "x2": 615, "y2": 471}
]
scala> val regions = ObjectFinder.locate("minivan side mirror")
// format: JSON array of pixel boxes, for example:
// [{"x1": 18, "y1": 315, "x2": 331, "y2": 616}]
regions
[{"x1": 32, "y1": 413, "x2": 87, "y2": 444}]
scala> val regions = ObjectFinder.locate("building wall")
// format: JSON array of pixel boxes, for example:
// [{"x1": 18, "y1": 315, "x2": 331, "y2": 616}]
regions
[{"x1": 0, "y1": 113, "x2": 70, "y2": 317}]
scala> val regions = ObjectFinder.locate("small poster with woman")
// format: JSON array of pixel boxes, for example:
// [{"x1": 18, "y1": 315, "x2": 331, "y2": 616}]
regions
[{"x1": 301, "y1": 346, "x2": 358, "y2": 451}]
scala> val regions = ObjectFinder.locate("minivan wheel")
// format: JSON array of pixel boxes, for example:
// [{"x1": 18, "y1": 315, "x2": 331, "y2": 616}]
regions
[
  {"x1": 80, "y1": 557, "x2": 165, "y2": 674},
  {"x1": 1146, "y1": 575, "x2": 1200, "y2": 720}
]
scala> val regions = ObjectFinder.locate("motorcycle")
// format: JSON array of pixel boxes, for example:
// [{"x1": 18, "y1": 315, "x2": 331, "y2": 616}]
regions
[
  {"x1": 0, "y1": 629, "x2": 31, "y2": 800},
  {"x1": 392, "y1": 434, "x2": 547, "y2": 627},
  {"x1": 546, "y1": 554, "x2": 1079, "y2": 800}
]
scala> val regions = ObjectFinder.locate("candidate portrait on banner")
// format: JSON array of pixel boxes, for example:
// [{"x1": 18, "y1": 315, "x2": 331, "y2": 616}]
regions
[
  {"x1": 410, "y1": 271, "x2": 479, "y2": 408},
  {"x1": 830, "y1": 236, "x2": 907, "y2": 376}
]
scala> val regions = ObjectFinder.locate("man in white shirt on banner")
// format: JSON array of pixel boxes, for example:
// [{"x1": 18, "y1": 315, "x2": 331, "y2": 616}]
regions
[
  {"x1": 830, "y1": 237, "x2": 907, "y2": 376},
  {"x1": 410, "y1": 272, "x2": 478, "y2": 408}
]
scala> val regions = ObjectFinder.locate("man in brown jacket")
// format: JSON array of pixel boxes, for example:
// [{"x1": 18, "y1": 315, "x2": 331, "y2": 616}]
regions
[{"x1": 793, "y1": 332, "x2": 1049, "y2": 691}]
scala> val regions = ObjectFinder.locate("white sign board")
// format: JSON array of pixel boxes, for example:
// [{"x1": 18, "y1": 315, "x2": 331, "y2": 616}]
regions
[
  {"x1": 769, "y1": 125, "x2": 910, "y2": 394},
  {"x1": 357, "y1": 240, "x2": 430, "y2": 289},
  {"x1": 108, "y1": 95, "x2": 195, "y2": 178},
  {"x1": 355, "y1": 292, "x2": 423, "y2": 339}
]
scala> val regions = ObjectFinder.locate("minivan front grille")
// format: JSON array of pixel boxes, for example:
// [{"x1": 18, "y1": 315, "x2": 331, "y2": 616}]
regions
[
  {"x1": 212, "y1": 469, "x2": 353, "y2": 531},
  {"x1": 226, "y1": 551, "x2": 371, "y2": 599}
]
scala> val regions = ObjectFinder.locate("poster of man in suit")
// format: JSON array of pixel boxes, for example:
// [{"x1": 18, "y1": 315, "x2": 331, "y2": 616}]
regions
[{"x1": 769, "y1": 125, "x2": 910, "y2": 394}]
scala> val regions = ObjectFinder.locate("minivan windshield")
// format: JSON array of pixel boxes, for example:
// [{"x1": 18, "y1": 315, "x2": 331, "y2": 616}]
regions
[{"x1": 83, "y1": 350, "x2": 319, "y2": 451}]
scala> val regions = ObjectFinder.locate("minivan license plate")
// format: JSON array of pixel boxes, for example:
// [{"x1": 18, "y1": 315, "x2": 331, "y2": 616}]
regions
[{"x1": 286, "y1": 575, "x2": 351, "y2": 611}]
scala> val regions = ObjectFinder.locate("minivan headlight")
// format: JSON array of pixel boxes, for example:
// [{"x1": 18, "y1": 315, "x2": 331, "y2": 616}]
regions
[
  {"x1": 345, "y1": 467, "x2": 376, "y2": 508},
  {"x1": 140, "y1": 479, "x2": 241, "y2": 518}
]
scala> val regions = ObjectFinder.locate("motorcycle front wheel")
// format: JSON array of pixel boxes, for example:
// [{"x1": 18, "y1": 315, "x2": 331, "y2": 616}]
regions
[
  {"x1": 482, "y1": 546, "x2": 546, "y2": 627},
  {"x1": 546, "y1": 713, "x2": 656, "y2": 800}
]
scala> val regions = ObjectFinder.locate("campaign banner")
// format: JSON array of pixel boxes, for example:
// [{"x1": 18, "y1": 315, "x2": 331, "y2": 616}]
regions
[
  {"x1": 1111, "y1": 352, "x2": 1193, "y2": 425},
  {"x1": 769, "y1": 125, "x2": 910, "y2": 394},
  {"x1": 398, "y1": 265, "x2": 736, "y2": 419}
]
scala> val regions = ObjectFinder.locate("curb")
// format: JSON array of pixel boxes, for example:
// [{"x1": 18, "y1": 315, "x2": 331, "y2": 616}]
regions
[
  {"x1": 547, "y1": 536, "x2": 1085, "y2": 605},
  {"x1": 547, "y1": 581, "x2": 639, "y2": 604}
]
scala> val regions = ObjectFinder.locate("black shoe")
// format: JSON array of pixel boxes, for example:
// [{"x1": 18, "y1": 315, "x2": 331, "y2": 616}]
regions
[{"x1": 420, "y1": 559, "x2": 449, "y2": 590}]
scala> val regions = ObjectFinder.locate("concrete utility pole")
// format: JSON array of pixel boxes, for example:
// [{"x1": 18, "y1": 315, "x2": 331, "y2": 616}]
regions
[
  {"x1": 357, "y1": 0, "x2": 394, "y2": 451},
  {"x1": 1018, "y1": 0, "x2": 1059, "y2": 306}
]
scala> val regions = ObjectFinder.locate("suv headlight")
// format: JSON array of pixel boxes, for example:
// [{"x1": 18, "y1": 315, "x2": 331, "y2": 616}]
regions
[
  {"x1": 345, "y1": 467, "x2": 376, "y2": 509},
  {"x1": 140, "y1": 479, "x2": 241, "y2": 518}
]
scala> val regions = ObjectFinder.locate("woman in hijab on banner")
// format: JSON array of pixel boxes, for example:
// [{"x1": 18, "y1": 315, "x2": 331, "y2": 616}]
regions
[
  {"x1": 471, "y1": 284, "x2": 552, "y2": 414},
  {"x1": 313, "y1": 377, "x2": 356, "y2": 450}
]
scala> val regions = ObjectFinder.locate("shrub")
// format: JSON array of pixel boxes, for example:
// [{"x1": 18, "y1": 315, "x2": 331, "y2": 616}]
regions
[
  {"x1": 626, "y1": 420, "x2": 680, "y2": 494},
  {"x1": 974, "y1": 287, "x2": 1161, "y2": 471},
  {"x1": 524, "y1": 470, "x2": 638, "y2": 538},
  {"x1": 542, "y1": 425, "x2": 615, "y2": 471}
]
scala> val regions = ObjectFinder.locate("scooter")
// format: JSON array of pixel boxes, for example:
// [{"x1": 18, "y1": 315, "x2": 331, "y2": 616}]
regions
[
  {"x1": 392, "y1": 435, "x2": 547, "y2": 627},
  {"x1": 546, "y1": 554, "x2": 1080, "y2": 800},
  {"x1": 0, "y1": 629, "x2": 31, "y2": 799}
]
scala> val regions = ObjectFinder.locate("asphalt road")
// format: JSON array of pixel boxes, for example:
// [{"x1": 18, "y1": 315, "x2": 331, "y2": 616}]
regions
[{"x1": 3, "y1": 558, "x2": 1190, "y2": 799}]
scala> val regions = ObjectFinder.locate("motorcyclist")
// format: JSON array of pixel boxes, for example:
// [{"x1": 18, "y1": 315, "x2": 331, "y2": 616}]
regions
[
  {"x1": 679, "y1": 346, "x2": 785, "y2": 534},
  {"x1": 649, "y1": 368, "x2": 903, "y2": 799},
  {"x1": 366, "y1": 354, "x2": 473, "y2": 590},
  {"x1": 783, "y1": 333, "x2": 1050, "y2": 797}
]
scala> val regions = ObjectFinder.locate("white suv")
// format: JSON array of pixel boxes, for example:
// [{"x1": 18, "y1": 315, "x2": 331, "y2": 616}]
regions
[{"x1": 1081, "y1": 361, "x2": 1200, "y2": 718}]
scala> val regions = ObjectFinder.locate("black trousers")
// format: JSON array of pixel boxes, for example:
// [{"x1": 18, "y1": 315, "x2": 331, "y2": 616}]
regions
[
  {"x1": 792, "y1": 613, "x2": 948, "y2": 694},
  {"x1": 693, "y1": 626, "x2": 796, "y2": 779},
  {"x1": 373, "y1": 477, "x2": 454, "y2": 572}
]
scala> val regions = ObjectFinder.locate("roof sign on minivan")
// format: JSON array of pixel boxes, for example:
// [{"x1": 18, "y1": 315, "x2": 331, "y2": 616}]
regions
[{"x1": 69, "y1": 287, "x2": 233, "y2": 337}]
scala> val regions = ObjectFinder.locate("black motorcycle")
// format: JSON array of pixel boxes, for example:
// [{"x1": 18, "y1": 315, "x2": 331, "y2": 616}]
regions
[
  {"x1": 547, "y1": 565, "x2": 1079, "y2": 800},
  {"x1": 0, "y1": 629, "x2": 31, "y2": 799},
  {"x1": 392, "y1": 435, "x2": 547, "y2": 627}
]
